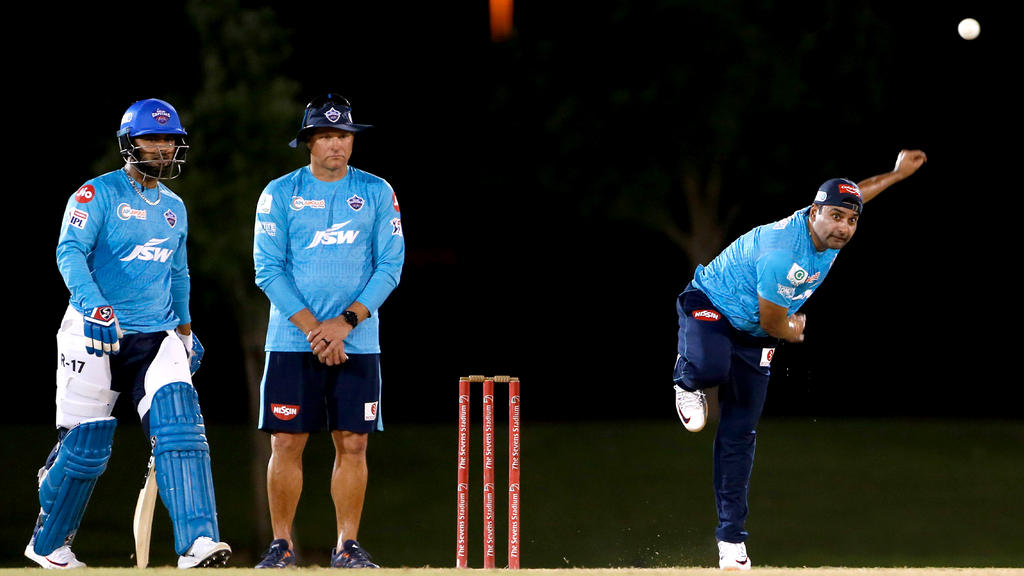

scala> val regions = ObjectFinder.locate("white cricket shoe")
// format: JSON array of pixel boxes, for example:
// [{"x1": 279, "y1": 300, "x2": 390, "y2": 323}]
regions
[
  {"x1": 178, "y1": 536, "x2": 231, "y2": 569},
  {"x1": 674, "y1": 384, "x2": 707, "y2": 432},
  {"x1": 718, "y1": 541, "x2": 751, "y2": 571},
  {"x1": 24, "y1": 544, "x2": 86, "y2": 569}
]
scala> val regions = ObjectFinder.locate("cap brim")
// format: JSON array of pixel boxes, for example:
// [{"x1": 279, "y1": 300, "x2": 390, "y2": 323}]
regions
[
  {"x1": 288, "y1": 124, "x2": 373, "y2": 148},
  {"x1": 814, "y1": 197, "x2": 863, "y2": 214}
]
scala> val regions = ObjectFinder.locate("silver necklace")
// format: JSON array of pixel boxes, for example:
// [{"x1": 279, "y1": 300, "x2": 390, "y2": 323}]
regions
[{"x1": 123, "y1": 166, "x2": 162, "y2": 206}]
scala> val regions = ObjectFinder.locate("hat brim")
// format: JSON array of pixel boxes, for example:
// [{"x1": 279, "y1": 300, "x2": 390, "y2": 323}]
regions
[{"x1": 288, "y1": 124, "x2": 373, "y2": 148}]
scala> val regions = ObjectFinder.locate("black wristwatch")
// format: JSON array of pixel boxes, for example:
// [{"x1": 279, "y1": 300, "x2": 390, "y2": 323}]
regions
[{"x1": 341, "y1": 310, "x2": 359, "y2": 329}]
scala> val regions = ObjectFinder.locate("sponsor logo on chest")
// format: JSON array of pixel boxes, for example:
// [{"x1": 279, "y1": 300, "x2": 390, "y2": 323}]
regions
[
  {"x1": 118, "y1": 203, "x2": 147, "y2": 221},
  {"x1": 291, "y1": 196, "x2": 325, "y2": 210},
  {"x1": 121, "y1": 238, "x2": 174, "y2": 263},
  {"x1": 306, "y1": 220, "x2": 360, "y2": 248}
]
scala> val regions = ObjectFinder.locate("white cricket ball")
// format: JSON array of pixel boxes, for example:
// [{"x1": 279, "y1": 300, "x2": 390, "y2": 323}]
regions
[{"x1": 958, "y1": 18, "x2": 980, "y2": 40}]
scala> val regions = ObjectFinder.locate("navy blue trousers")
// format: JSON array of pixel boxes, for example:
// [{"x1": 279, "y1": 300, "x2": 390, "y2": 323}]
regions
[{"x1": 673, "y1": 283, "x2": 778, "y2": 543}]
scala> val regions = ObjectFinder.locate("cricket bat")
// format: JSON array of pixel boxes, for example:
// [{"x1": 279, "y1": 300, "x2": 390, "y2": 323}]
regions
[{"x1": 133, "y1": 456, "x2": 158, "y2": 569}]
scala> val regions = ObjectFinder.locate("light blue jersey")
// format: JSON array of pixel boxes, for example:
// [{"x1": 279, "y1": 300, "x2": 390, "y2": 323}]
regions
[
  {"x1": 254, "y1": 166, "x2": 404, "y2": 353},
  {"x1": 57, "y1": 169, "x2": 190, "y2": 332},
  {"x1": 693, "y1": 207, "x2": 839, "y2": 337}
]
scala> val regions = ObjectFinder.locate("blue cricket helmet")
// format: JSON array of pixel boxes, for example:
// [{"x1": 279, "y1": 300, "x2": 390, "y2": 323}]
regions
[
  {"x1": 289, "y1": 93, "x2": 372, "y2": 148},
  {"x1": 117, "y1": 98, "x2": 189, "y2": 180},
  {"x1": 117, "y1": 98, "x2": 187, "y2": 139}
]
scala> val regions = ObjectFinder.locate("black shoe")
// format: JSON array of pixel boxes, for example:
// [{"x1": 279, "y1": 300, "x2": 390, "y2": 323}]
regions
[
  {"x1": 331, "y1": 540, "x2": 378, "y2": 568},
  {"x1": 256, "y1": 539, "x2": 295, "y2": 569}
]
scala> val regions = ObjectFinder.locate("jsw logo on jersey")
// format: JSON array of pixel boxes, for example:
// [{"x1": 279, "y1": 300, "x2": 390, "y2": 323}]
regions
[
  {"x1": 306, "y1": 221, "x2": 360, "y2": 248},
  {"x1": 121, "y1": 238, "x2": 174, "y2": 262}
]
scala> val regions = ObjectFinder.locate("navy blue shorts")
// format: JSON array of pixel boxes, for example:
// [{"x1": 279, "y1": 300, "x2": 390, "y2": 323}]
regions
[{"x1": 258, "y1": 352, "x2": 382, "y2": 434}]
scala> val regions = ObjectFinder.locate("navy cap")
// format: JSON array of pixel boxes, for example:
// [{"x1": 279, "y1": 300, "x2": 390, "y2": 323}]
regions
[
  {"x1": 814, "y1": 178, "x2": 864, "y2": 214},
  {"x1": 289, "y1": 93, "x2": 372, "y2": 148}
]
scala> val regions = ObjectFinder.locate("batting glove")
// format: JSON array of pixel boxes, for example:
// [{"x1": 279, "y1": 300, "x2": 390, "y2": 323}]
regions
[
  {"x1": 176, "y1": 330, "x2": 205, "y2": 375},
  {"x1": 83, "y1": 306, "x2": 123, "y2": 357}
]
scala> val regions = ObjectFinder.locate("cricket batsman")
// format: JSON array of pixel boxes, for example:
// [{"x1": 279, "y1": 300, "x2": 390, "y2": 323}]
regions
[{"x1": 27, "y1": 98, "x2": 230, "y2": 569}]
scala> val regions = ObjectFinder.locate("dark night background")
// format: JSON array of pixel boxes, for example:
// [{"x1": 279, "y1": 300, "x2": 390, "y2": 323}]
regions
[
  {"x1": 3, "y1": 0, "x2": 1018, "y2": 569},
  {"x1": 11, "y1": 0, "x2": 1008, "y2": 424}
]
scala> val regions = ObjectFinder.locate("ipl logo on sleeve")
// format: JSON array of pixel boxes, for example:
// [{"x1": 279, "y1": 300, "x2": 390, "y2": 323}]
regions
[{"x1": 68, "y1": 209, "x2": 89, "y2": 229}]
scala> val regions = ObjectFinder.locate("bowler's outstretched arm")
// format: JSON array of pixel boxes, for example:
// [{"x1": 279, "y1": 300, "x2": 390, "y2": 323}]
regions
[{"x1": 858, "y1": 149, "x2": 928, "y2": 202}]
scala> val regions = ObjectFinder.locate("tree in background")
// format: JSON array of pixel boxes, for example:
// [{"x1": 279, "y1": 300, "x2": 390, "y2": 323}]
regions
[
  {"x1": 176, "y1": 0, "x2": 302, "y2": 550},
  {"x1": 482, "y1": 0, "x2": 892, "y2": 272}
]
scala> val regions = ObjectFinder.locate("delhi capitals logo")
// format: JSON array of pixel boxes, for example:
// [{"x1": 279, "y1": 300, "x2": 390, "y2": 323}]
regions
[
  {"x1": 164, "y1": 209, "x2": 178, "y2": 228},
  {"x1": 347, "y1": 194, "x2": 365, "y2": 211},
  {"x1": 324, "y1": 107, "x2": 344, "y2": 123},
  {"x1": 152, "y1": 108, "x2": 172, "y2": 125}
]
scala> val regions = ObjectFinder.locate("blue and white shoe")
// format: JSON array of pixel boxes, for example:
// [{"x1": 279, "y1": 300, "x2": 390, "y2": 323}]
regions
[
  {"x1": 331, "y1": 540, "x2": 378, "y2": 569},
  {"x1": 256, "y1": 539, "x2": 295, "y2": 569}
]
